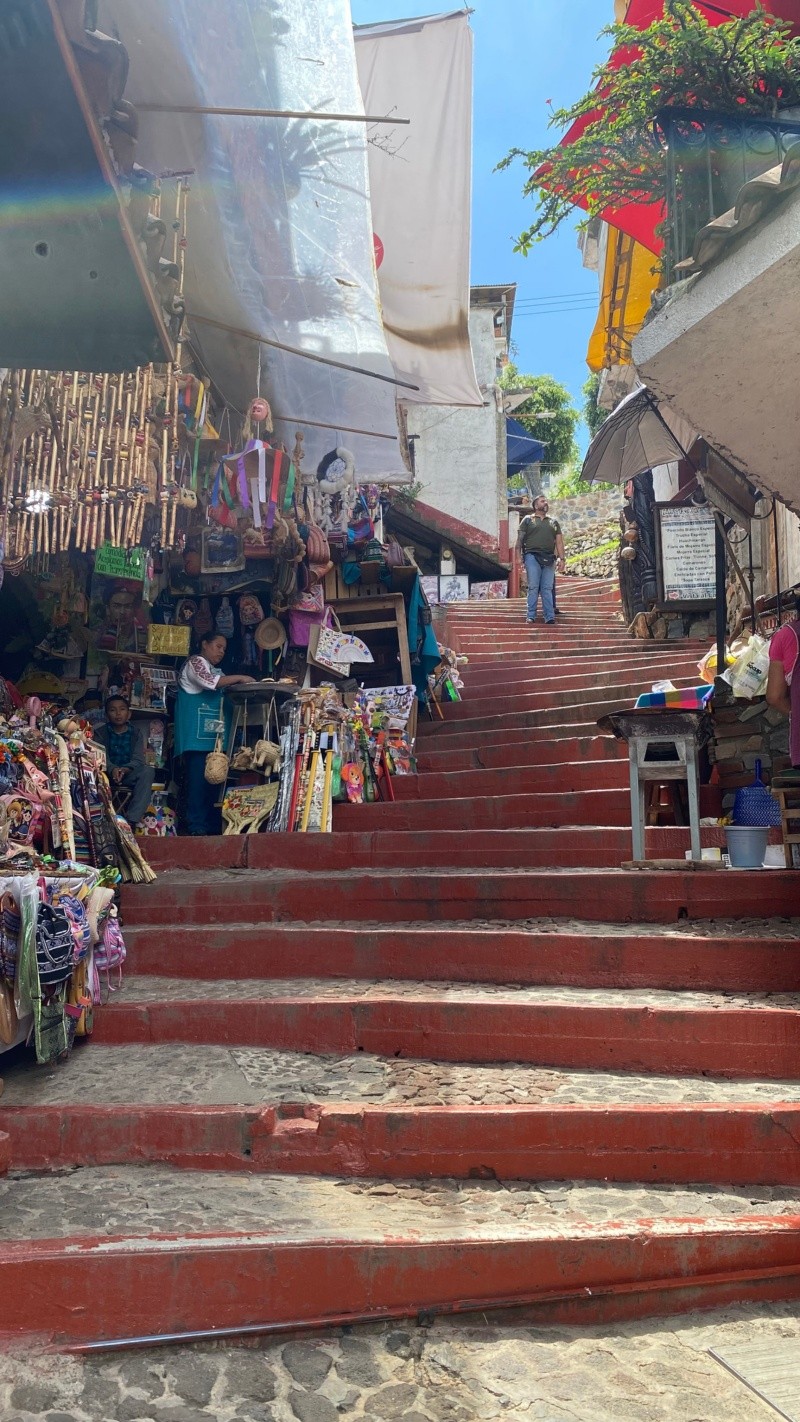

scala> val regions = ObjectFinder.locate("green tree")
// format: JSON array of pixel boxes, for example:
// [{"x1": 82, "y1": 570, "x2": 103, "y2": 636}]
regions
[
  {"x1": 500, "y1": 367, "x2": 580, "y2": 475},
  {"x1": 498, "y1": 2, "x2": 800, "y2": 251},
  {"x1": 582, "y1": 372, "x2": 606, "y2": 440}
]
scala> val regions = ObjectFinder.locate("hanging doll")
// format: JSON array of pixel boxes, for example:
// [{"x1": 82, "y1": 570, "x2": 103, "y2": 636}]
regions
[{"x1": 315, "y1": 448, "x2": 355, "y2": 534}]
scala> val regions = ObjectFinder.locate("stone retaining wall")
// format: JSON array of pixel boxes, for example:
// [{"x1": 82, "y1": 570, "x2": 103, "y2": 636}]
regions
[{"x1": 551, "y1": 490, "x2": 621, "y2": 536}]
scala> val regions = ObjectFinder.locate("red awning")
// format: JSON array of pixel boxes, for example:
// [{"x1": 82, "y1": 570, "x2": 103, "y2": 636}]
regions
[{"x1": 548, "y1": 0, "x2": 800, "y2": 253}]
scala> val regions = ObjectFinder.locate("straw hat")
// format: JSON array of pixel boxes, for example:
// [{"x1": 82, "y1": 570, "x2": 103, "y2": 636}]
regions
[{"x1": 254, "y1": 617, "x2": 287, "y2": 652}]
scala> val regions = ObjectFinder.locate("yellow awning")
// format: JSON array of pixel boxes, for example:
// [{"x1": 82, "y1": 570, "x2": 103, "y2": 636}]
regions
[{"x1": 586, "y1": 228, "x2": 659, "y2": 372}]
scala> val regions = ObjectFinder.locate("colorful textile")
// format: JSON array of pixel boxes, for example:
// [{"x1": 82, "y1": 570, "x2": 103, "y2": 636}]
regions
[{"x1": 634, "y1": 686, "x2": 714, "y2": 710}]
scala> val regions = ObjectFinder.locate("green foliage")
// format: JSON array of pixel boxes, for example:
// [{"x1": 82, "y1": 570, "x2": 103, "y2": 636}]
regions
[
  {"x1": 551, "y1": 467, "x2": 596, "y2": 499},
  {"x1": 499, "y1": 367, "x2": 580, "y2": 473},
  {"x1": 498, "y1": 2, "x2": 800, "y2": 250},
  {"x1": 582, "y1": 372, "x2": 607, "y2": 441},
  {"x1": 566, "y1": 537, "x2": 618, "y2": 566}
]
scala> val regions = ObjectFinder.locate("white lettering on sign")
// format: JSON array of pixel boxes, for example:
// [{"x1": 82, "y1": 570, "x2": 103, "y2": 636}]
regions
[{"x1": 658, "y1": 504, "x2": 716, "y2": 603}]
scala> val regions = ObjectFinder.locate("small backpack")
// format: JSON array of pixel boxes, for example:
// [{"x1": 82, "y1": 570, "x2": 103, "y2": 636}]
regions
[
  {"x1": 93, "y1": 909, "x2": 126, "y2": 995},
  {"x1": 36, "y1": 900, "x2": 75, "y2": 989}
]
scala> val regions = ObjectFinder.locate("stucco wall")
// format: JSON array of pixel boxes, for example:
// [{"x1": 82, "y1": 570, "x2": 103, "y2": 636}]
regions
[{"x1": 405, "y1": 307, "x2": 503, "y2": 540}]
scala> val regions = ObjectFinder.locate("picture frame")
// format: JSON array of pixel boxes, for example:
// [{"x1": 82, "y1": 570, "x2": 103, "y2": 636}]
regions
[
  {"x1": 201, "y1": 526, "x2": 245, "y2": 574},
  {"x1": 439, "y1": 574, "x2": 469, "y2": 604}
]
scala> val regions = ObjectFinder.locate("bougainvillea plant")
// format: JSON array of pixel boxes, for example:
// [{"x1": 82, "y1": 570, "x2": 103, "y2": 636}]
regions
[{"x1": 499, "y1": 1, "x2": 800, "y2": 251}]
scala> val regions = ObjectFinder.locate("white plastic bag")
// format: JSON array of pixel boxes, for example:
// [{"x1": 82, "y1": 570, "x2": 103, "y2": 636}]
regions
[{"x1": 725, "y1": 634, "x2": 770, "y2": 700}]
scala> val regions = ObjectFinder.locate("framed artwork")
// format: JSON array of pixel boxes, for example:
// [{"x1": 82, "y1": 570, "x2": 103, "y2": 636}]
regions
[
  {"x1": 439, "y1": 574, "x2": 469, "y2": 604},
  {"x1": 201, "y1": 527, "x2": 245, "y2": 574},
  {"x1": 470, "y1": 580, "x2": 508, "y2": 600},
  {"x1": 420, "y1": 575, "x2": 440, "y2": 605}
]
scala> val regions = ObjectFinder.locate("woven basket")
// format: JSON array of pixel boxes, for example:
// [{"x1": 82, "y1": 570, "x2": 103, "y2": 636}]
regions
[{"x1": 204, "y1": 735, "x2": 229, "y2": 785}]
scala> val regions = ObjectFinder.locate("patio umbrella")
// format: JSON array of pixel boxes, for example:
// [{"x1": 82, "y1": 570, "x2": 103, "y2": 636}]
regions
[{"x1": 581, "y1": 386, "x2": 699, "y2": 485}]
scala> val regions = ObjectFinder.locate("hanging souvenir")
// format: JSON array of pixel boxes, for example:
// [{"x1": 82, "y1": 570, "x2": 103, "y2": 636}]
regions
[
  {"x1": 215, "y1": 596, "x2": 235, "y2": 638},
  {"x1": 193, "y1": 598, "x2": 214, "y2": 639},
  {"x1": 238, "y1": 594, "x2": 264, "y2": 627}
]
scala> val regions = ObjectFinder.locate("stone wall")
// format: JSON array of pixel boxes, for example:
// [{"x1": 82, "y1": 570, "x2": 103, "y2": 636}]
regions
[
  {"x1": 552, "y1": 489, "x2": 621, "y2": 537},
  {"x1": 709, "y1": 677, "x2": 791, "y2": 806}
]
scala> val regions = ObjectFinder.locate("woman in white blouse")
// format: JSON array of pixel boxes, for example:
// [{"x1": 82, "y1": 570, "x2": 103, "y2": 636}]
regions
[{"x1": 176, "y1": 634, "x2": 255, "y2": 834}]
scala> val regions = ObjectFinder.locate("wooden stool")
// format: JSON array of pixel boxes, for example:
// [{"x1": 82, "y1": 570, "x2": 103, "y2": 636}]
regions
[
  {"x1": 599, "y1": 709, "x2": 709, "y2": 864},
  {"x1": 772, "y1": 774, "x2": 800, "y2": 868}
]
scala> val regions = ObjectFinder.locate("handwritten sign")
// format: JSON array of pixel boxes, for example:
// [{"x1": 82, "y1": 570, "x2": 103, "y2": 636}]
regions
[
  {"x1": 657, "y1": 504, "x2": 716, "y2": 606},
  {"x1": 94, "y1": 543, "x2": 146, "y2": 581}
]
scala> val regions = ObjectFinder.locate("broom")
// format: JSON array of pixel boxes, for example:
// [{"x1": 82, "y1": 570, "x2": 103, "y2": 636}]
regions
[{"x1": 97, "y1": 770, "x2": 157, "y2": 884}]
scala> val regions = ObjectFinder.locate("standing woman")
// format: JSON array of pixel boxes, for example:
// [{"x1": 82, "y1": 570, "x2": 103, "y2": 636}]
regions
[
  {"x1": 766, "y1": 593, "x2": 800, "y2": 769},
  {"x1": 176, "y1": 633, "x2": 255, "y2": 834}
]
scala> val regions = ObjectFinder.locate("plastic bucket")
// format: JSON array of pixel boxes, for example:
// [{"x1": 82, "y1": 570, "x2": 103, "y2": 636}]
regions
[{"x1": 725, "y1": 825, "x2": 769, "y2": 869}]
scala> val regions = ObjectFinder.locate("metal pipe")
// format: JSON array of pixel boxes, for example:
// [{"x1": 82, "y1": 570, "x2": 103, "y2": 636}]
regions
[
  {"x1": 747, "y1": 529, "x2": 756, "y2": 633},
  {"x1": 186, "y1": 312, "x2": 420, "y2": 393},
  {"x1": 715, "y1": 520, "x2": 727, "y2": 683},
  {"x1": 773, "y1": 500, "x2": 783, "y2": 623},
  {"x1": 137, "y1": 104, "x2": 410, "y2": 125},
  {"x1": 64, "y1": 1258, "x2": 800, "y2": 1357}
]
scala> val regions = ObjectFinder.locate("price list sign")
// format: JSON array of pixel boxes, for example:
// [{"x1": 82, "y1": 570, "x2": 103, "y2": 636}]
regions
[{"x1": 656, "y1": 503, "x2": 716, "y2": 607}]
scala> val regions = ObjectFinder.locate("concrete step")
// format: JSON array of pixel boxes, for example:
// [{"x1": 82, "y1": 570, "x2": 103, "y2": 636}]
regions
[
  {"x1": 118, "y1": 915, "x2": 800, "y2": 993},
  {"x1": 417, "y1": 693, "x2": 657, "y2": 736},
  {"x1": 415, "y1": 718, "x2": 626, "y2": 753},
  {"x1": 393, "y1": 759, "x2": 628, "y2": 801},
  {"x1": 6, "y1": 1099, "x2": 800, "y2": 1187},
  {"x1": 461, "y1": 657, "x2": 703, "y2": 693},
  {"x1": 415, "y1": 733, "x2": 626, "y2": 772},
  {"x1": 1, "y1": 1165, "x2": 798, "y2": 1343},
  {"x1": 120, "y1": 867, "x2": 799, "y2": 926},
  {"x1": 333, "y1": 787, "x2": 633, "y2": 830},
  {"x1": 85, "y1": 977, "x2": 800, "y2": 1079},
  {"x1": 436, "y1": 676, "x2": 699, "y2": 722},
  {"x1": 7, "y1": 1040, "x2": 800, "y2": 1110}
]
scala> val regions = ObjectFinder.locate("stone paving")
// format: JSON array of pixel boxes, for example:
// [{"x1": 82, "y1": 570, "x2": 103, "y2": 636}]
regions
[
  {"x1": 3, "y1": 1167, "x2": 800, "y2": 1242},
  {"x1": 1, "y1": 1299, "x2": 798, "y2": 1420},
  {"x1": 124, "y1": 915, "x2": 800, "y2": 938},
  {"x1": 6, "y1": 1042, "x2": 800, "y2": 1108}
]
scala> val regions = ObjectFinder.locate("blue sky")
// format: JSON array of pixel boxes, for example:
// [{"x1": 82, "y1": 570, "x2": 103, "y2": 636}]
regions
[{"x1": 351, "y1": 0, "x2": 613, "y2": 435}]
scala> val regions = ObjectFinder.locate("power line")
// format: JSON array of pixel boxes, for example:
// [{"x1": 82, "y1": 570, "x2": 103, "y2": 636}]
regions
[
  {"x1": 514, "y1": 291, "x2": 597, "y2": 304},
  {"x1": 513, "y1": 305, "x2": 598, "y2": 317}
]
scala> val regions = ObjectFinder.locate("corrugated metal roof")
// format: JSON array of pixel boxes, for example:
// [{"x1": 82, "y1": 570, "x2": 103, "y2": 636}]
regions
[{"x1": 675, "y1": 141, "x2": 800, "y2": 275}]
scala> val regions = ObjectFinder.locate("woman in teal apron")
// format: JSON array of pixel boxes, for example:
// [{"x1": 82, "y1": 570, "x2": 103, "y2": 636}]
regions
[{"x1": 176, "y1": 633, "x2": 255, "y2": 834}]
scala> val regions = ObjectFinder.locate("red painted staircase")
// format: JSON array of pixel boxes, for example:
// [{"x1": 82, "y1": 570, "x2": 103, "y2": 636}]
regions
[{"x1": 2, "y1": 575, "x2": 800, "y2": 1347}]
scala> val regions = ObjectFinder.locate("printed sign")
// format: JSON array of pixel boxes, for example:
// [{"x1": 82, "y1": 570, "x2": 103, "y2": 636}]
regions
[{"x1": 656, "y1": 504, "x2": 716, "y2": 606}]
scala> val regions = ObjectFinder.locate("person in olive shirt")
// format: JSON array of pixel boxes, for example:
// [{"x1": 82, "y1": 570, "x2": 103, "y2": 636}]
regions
[{"x1": 516, "y1": 495, "x2": 566, "y2": 624}]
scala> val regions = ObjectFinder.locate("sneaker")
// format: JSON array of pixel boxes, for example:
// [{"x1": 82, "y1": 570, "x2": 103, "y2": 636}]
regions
[{"x1": 525, "y1": 618, "x2": 535, "y2": 624}]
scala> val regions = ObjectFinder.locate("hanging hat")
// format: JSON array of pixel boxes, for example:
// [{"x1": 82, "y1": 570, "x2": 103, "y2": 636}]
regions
[{"x1": 254, "y1": 617, "x2": 287, "y2": 653}]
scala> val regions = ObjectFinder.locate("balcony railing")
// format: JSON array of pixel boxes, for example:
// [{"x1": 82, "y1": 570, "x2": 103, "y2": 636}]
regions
[{"x1": 656, "y1": 108, "x2": 800, "y2": 284}]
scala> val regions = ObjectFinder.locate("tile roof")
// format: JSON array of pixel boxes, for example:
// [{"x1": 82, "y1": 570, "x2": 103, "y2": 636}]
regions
[{"x1": 675, "y1": 141, "x2": 800, "y2": 275}]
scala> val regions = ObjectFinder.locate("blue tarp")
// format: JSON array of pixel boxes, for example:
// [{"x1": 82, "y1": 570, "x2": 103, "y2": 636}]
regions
[{"x1": 507, "y1": 418, "x2": 545, "y2": 477}]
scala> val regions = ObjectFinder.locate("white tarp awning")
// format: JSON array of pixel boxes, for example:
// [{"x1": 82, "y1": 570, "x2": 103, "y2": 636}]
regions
[
  {"x1": 355, "y1": 11, "x2": 483, "y2": 407},
  {"x1": 98, "y1": 0, "x2": 409, "y2": 479}
]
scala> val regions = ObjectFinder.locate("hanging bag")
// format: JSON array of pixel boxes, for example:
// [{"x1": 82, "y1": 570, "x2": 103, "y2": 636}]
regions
[
  {"x1": 307, "y1": 609, "x2": 374, "y2": 677},
  {"x1": 204, "y1": 731, "x2": 229, "y2": 785},
  {"x1": 35, "y1": 898, "x2": 75, "y2": 989}
]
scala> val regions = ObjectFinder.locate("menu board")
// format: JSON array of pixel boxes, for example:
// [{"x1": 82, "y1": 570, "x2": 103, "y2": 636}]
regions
[{"x1": 656, "y1": 503, "x2": 716, "y2": 606}]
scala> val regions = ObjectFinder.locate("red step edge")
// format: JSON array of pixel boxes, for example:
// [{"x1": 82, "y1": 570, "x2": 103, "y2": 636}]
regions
[
  {"x1": 91, "y1": 997, "x2": 800, "y2": 1078},
  {"x1": 4, "y1": 1102, "x2": 800, "y2": 1185},
  {"x1": 3, "y1": 1222, "x2": 800, "y2": 1345}
]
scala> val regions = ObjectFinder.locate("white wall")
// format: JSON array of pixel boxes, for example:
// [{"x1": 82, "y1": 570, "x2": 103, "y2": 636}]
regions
[{"x1": 404, "y1": 306, "x2": 504, "y2": 540}]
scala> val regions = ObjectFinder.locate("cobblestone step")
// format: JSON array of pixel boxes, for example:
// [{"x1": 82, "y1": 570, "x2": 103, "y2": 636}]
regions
[
  {"x1": 84, "y1": 980, "x2": 800, "y2": 1078},
  {"x1": 7, "y1": 1042, "x2": 800, "y2": 1109},
  {"x1": 2, "y1": 1167, "x2": 800, "y2": 1344},
  {"x1": 120, "y1": 915, "x2": 800, "y2": 991},
  {"x1": 1, "y1": 1300, "x2": 795, "y2": 1422}
]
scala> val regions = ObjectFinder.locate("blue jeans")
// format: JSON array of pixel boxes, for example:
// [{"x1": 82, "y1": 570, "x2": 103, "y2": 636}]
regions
[{"x1": 524, "y1": 553, "x2": 556, "y2": 622}]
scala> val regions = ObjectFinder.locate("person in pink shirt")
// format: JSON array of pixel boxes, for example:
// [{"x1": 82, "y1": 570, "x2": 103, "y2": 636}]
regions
[{"x1": 767, "y1": 594, "x2": 800, "y2": 768}]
